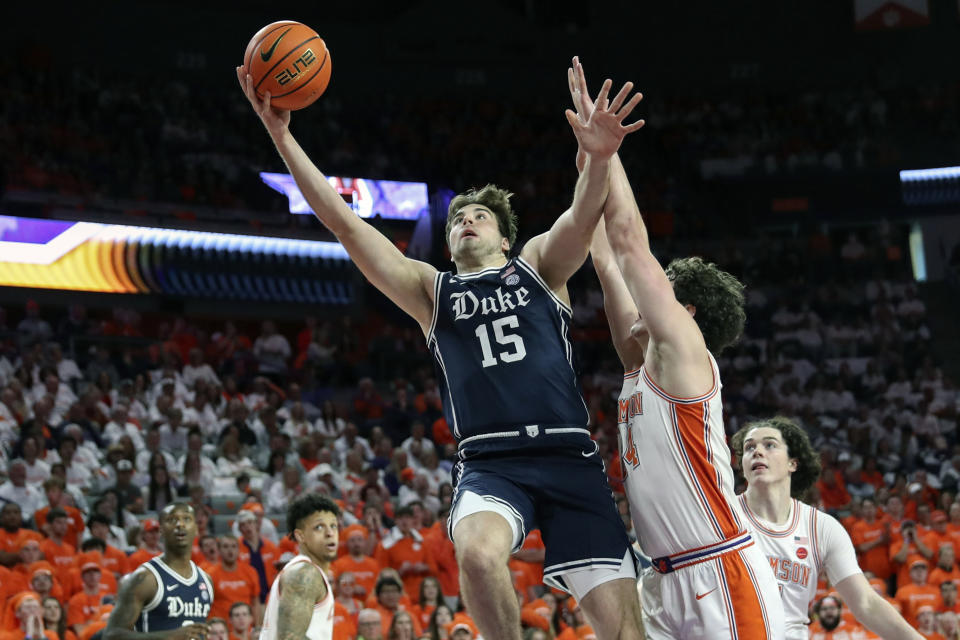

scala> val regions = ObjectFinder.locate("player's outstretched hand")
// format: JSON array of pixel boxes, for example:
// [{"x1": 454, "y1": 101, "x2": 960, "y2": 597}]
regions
[
  {"x1": 565, "y1": 56, "x2": 644, "y2": 162},
  {"x1": 236, "y1": 65, "x2": 291, "y2": 136},
  {"x1": 166, "y1": 623, "x2": 210, "y2": 640}
]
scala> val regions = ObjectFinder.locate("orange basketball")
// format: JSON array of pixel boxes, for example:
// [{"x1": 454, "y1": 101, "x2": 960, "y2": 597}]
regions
[{"x1": 243, "y1": 20, "x2": 331, "y2": 111}]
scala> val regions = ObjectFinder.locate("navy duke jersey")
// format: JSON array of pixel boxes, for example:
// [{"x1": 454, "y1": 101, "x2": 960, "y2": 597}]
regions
[
  {"x1": 427, "y1": 257, "x2": 589, "y2": 457},
  {"x1": 134, "y1": 557, "x2": 213, "y2": 632}
]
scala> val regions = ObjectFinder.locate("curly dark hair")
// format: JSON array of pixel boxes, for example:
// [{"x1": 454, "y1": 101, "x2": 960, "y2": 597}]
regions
[
  {"x1": 665, "y1": 257, "x2": 745, "y2": 356},
  {"x1": 286, "y1": 493, "x2": 341, "y2": 539},
  {"x1": 446, "y1": 184, "x2": 518, "y2": 255},
  {"x1": 731, "y1": 416, "x2": 822, "y2": 501}
]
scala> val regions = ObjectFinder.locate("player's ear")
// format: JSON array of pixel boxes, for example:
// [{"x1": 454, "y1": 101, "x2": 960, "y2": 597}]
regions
[
  {"x1": 293, "y1": 529, "x2": 303, "y2": 544},
  {"x1": 788, "y1": 458, "x2": 798, "y2": 473},
  {"x1": 501, "y1": 237, "x2": 510, "y2": 254},
  {"x1": 684, "y1": 304, "x2": 696, "y2": 317}
]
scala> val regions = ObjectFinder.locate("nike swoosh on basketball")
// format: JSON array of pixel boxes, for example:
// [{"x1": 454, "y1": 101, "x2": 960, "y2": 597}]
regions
[
  {"x1": 695, "y1": 588, "x2": 717, "y2": 600},
  {"x1": 260, "y1": 28, "x2": 292, "y2": 62}
]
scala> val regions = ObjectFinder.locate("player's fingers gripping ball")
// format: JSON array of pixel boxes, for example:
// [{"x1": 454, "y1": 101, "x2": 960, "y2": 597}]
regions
[{"x1": 243, "y1": 20, "x2": 331, "y2": 110}]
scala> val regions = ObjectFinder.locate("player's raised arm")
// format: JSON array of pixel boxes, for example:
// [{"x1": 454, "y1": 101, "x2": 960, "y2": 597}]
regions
[
  {"x1": 274, "y1": 562, "x2": 327, "y2": 640},
  {"x1": 237, "y1": 66, "x2": 436, "y2": 329},
  {"x1": 833, "y1": 573, "x2": 924, "y2": 640},
  {"x1": 591, "y1": 218, "x2": 644, "y2": 371},
  {"x1": 104, "y1": 569, "x2": 209, "y2": 640},
  {"x1": 522, "y1": 59, "x2": 645, "y2": 292}
]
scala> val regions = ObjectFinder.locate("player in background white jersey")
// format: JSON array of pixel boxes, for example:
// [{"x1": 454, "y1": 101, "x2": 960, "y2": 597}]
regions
[
  {"x1": 732, "y1": 416, "x2": 921, "y2": 640},
  {"x1": 574, "y1": 60, "x2": 783, "y2": 638},
  {"x1": 259, "y1": 494, "x2": 340, "y2": 640}
]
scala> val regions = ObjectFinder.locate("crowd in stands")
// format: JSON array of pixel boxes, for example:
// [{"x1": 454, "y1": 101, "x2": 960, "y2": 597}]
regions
[
  {"x1": 3, "y1": 58, "x2": 958, "y2": 238},
  {"x1": 0, "y1": 225, "x2": 958, "y2": 638}
]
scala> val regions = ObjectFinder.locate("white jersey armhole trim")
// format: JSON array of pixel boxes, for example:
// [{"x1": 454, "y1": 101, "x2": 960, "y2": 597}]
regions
[
  {"x1": 515, "y1": 257, "x2": 572, "y2": 316},
  {"x1": 425, "y1": 271, "x2": 443, "y2": 345},
  {"x1": 140, "y1": 563, "x2": 165, "y2": 613}
]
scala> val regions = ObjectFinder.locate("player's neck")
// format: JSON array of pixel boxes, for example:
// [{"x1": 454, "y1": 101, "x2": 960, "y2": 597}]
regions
[
  {"x1": 453, "y1": 253, "x2": 508, "y2": 275},
  {"x1": 745, "y1": 481, "x2": 792, "y2": 525},
  {"x1": 301, "y1": 549, "x2": 330, "y2": 573},
  {"x1": 161, "y1": 551, "x2": 193, "y2": 576}
]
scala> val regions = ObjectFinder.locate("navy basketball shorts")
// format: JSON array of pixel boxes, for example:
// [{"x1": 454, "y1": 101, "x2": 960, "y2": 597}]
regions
[{"x1": 449, "y1": 450, "x2": 637, "y2": 599}]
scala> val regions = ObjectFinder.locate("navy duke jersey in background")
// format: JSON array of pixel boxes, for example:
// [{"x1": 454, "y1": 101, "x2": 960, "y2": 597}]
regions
[
  {"x1": 428, "y1": 257, "x2": 590, "y2": 458},
  {"x1": 134, "y1": 557, "x2": 213, "y2": 632}
]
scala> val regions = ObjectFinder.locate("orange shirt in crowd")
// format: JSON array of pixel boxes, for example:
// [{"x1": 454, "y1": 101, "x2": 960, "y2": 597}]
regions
[
  {"x1": 127, "y1": 548, "x2": 162, "y2": 570},
  {"x1": 38, "y1": 539, "x2": 76, "y2": 583},
  {"x1": 374, "y1": 536, "x2": 437, "y2": 600},
  {"x1": 850, "y1": 519, "x2": 892, "y2": 580},
  {"x1": 410, "y1": 604, "x2": 435, "y2": 631},
  {"x1": 817, "y1": 478, "x2": 852, "y2": 511},
  {"x1": 332, "y1": 601, "x2": 356, "y2": 640},
  {"x1": 34, "y1": 505, "x2": 85, "y2": 550},
  {"x1": 371, "y1": 604, "x2": 421, "y2": 638},
  {"x1": 929, "y1": 565, "x2": 960, "y2": 590},
  {"x1": 0, "y1": 630, "x2": 58, "y2": 640},
  {"x1": 101, "y1": 545, "x2": 128, "y2": 577},
  {"x1": 807, "y1": 619, "x2": 871, "y2": 640},
  {"x1": 62, "y1": 569, "x2": 117, "y2": 600},
  {"x1": 66, "y1": 592, "x2": 105, "y2": 632},
  {"x1": 0, "y1": 529, "x2": 43, "y2": 555},
  {"x1": 424, "y1": 526, "x2": 458, "y2": 598},
  {"x1": 331, "y1": 555, "x2": 381, "y2": 599},
  {"x1": 895, "y1": 582, "x2": 940, "y2": 627},
  {"x1": 207, "y1": 563, "x2": 261, "y2": 621},
  {"x1": 889, "y1": 537, "x2": 930, "y2": 587}
]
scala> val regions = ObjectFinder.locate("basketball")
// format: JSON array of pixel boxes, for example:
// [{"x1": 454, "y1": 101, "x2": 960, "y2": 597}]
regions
[{"x1": 242, "y1": 20, "x2": 331, "y2": 111}]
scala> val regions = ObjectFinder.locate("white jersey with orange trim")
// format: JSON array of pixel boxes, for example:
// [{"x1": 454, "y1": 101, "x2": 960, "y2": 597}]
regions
[
  {"x1": 738, "y1": 495, "x2": 862, "y2": 640},
  {"x1": 259, "y1": 555, "x2": 334, "y2": 640},
  {"x1": 617, "y1": 354, "x2": 746, "y2": 558}
]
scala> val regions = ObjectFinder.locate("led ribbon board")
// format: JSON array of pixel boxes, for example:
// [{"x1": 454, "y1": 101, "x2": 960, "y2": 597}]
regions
[
  {"x1": 900, "y1": 165, "x2": 960, "y2": 205},
  {"x1": 0, "y1": 215, "x2": 353, "y2": 303},
  {"x1": 260, "y1": 172, "x2": 429, "y2": 220}
]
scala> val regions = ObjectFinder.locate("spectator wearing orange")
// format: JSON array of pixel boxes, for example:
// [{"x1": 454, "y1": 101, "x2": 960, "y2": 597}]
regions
[
  {"x1": 0, "y1": 503, "x2": 43, "y2": 564},
  {"x1": 41, "y1": 596, "x2": 75, "y2": 640},
  {"x1": 332, "y1": 525, "x2": 381, "y2": 599},
  {"x1": 66, "y1": 562, "x2": 105, "y2": 637},
  {"x1": 425, "y1": 605, "x2": 454, "y2": 640},
  {"x1": 332, "y1": 600, "x2": 356, "y2": 640},
  {"x1": 386, "y1": 610, "x2": 417, "y2": 640},
  {"x1": 127, "y1": 518, "x2": 164, "y2": 569},
  {"x1": 0, "y1": 593, "x2": 57, "y2": 640},
  {"x1": 891, "y1": 520, "x2": 936, "y2": 587},
  {"x1": 816, "y1": 467, "x2": 852, "y2": 514},
  {"x1": 915, "y1": 605, "x2": 945, "y2": 640},
  {"x1": 72, "y1": 540, "x2": 122, "y2": 590},
  {"x1": 896, "y1": 560, "x2": 941, "y2": 627},
  {"x1": 930, "y1": 546, "x2": 960, "y2": 589},
  {"x1": 371, "y1": 575, "x2": 419, "y2": 637},
  {"x1": 851, "y1": 498, "x2": 893, "y2": 582},
  {"x1": 76, "y1": 605, "x2": 111, "y2": 640},
  {"x1": 355, "y1": 609, "x2": 383, "y2": 640},
  {"x1": 423, "y1": 508, "x2": 458, "y2": 607},
  {"x1": 206, "y1": 618, "x2": 228, "y2": 640},
  {"x1": 410, "y1": 577, "x2": 442, "y2": 631},
  {"x1": 228, "y1": 602, "x2": 254, "y2": 640},
  {"x1": 807, "y1": 596, "x2": 867, "y2": 640},
  {"x1": 445, "y1": 616, "x2": 477, "y2": 640},
  {"x1": 13, "y1": 540, "x2": 44, "y2": 580},
  {"x1": 34, "y1": 478, "x2": 84, "y2": 549},
  {"x1": 940, "y1": 581, "x2": 960, "y2": 614},
  {"x1": 207, "y1": 536, "x2": 261, "y2": 623},
  {"x1": 374, "y1": 506, "x2": 437, "y2": 599},
  {"x1": 61, "y1": 549, "x2": 117, "y2": 601},
  {"x1": 0, "y1": 564, "x2": 27, "y2": 610},
  {"x1": 333, "y1": 572, "x2": 364, "y2": 621},
  {"x1": 236, "y1": 510, "x2": 278, "y2": 605},
  {"x1": 928, "y1": 511, "x2": 954, "y2": 554},
  {"x1": 196, "y1": 534, "x2": 219, "y2": 571},
  {"x1": 27, "y1": 566, "x2": 63, "y2": 606},
  {"x1": 510, "y1": 530, "x2": 545, "y2": 602},
  {"x1": 83, "y1": 515, "x2": 128, "y2": 567},
  {"x1": 38, "y1": 509, "x2": 75, "y2": 584}
]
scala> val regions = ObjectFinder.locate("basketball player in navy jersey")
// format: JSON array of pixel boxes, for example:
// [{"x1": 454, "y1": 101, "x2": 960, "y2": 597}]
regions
[
  {"x1": 104, "y1": 503, "x2": 213, "y2": 640},
  {"x1": 238, "y1": 59, "x2": 646, "y2": 640}
]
